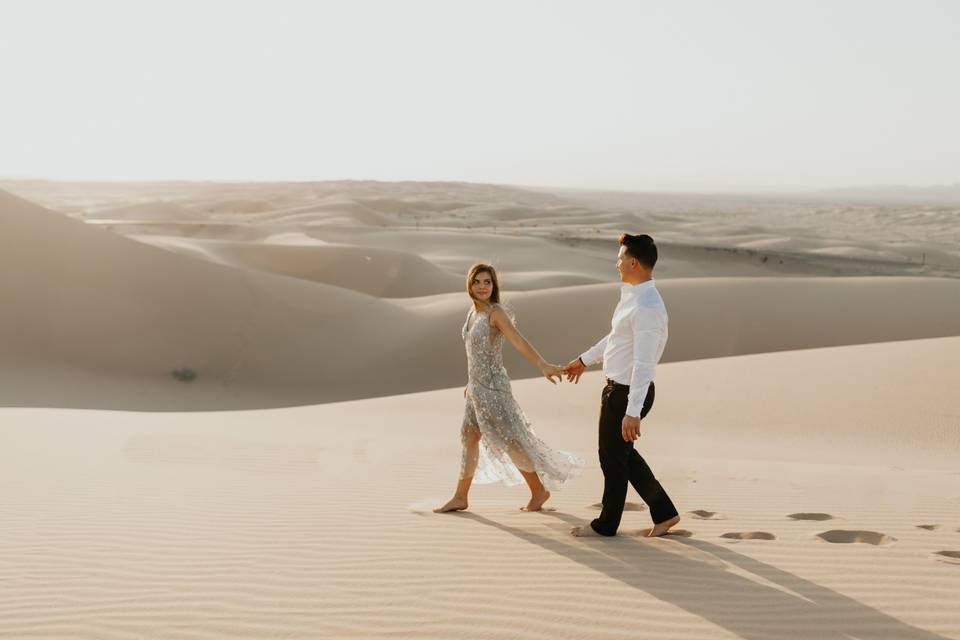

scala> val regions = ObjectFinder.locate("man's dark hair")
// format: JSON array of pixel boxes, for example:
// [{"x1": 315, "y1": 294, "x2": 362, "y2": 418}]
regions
[{"x1": 619, "y1": 233, "x2": 657, "y2": 269}]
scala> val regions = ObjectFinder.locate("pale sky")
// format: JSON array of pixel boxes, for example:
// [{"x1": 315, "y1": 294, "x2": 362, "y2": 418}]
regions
[{"x1": 2, "y1": 0, "x2": 958, "y2": 191}]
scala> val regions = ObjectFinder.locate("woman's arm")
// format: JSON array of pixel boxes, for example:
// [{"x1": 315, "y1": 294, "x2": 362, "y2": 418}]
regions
[{"x1": 490, "y1": 307, "x2": 562, "y2": 384}]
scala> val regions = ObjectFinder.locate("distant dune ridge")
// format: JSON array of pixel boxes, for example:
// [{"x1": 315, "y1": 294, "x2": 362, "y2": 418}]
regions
[
  {"x1": 2, "y1": 180, "x2": 960, "y2": 639},
  {"x1": 3, "y1": 184, "x2": 960, "y2": 410}
]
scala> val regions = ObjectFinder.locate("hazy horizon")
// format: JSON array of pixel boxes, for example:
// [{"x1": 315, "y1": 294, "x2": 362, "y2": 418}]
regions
[{"x1": 3, "y1": 0, "x2": 958, "y2": 191}]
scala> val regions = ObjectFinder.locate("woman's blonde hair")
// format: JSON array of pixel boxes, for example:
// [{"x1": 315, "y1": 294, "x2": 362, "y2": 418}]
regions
[{"x1": 466, "y1": 262, "x2": 501, "y2": 305}]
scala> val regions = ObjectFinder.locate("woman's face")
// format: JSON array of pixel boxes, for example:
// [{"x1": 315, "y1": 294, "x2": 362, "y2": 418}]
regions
[{"x1": 470, "y1": 271, "x2": 493, "y2": 302}]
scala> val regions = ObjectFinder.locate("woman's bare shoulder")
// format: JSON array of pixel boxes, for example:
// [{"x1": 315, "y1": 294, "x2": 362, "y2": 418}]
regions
[{"x1": 489, "y1": 303, "x2": 516, "y2": 323}]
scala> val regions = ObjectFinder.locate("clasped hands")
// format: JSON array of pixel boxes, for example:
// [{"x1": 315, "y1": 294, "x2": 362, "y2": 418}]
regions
[{"x1": 538, "y1": 357, "x2": 586, "y2": 385}]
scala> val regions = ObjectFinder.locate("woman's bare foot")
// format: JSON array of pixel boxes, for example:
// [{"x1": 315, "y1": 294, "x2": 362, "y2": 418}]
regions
[
  {"x1": 522, "y1": 489, "x2": 551, "y2": 512},
  {"x1": 647, "y1": 515, "x2": 681, "y2": 537},
  {"x1": 433, "y1": 496, "x2": 468, "y2": 513}
]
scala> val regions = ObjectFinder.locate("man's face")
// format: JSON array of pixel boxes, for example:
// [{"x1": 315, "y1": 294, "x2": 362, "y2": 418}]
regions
[{"x1": 616, "y1": 245, "x2": 632, "y2": 282}]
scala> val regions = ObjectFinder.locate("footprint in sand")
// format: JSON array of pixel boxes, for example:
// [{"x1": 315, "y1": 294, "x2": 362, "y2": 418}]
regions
[
  {"x1": 721, "y1": 531, "x2": 776, "y2": 541},
  {"x1": 933, "y1": 551, "x2": 960, "y2": 565},
  {"x1": 591, "y1": 502, "x2": 646, "y2": 511},
  {"x1": 788, "y1": 512, "x2": 835, "y2": 521},
  {"x1": 916, "y1": 524, "x2": 941, "y2": 531},
  {"x1": 816, "y1": 530, "x2": 896, "y2": 545},
  {"x1": 689, "y1": 509, "x2": 722, "y2": 520}
]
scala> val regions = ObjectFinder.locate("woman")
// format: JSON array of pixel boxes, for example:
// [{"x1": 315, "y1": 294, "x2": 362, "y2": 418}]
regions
[{"x1": 434, "y1": 263, "x2": 583, "y2": 513}]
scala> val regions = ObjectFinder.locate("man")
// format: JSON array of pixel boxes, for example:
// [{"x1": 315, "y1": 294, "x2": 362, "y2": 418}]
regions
[{"x1": 564, "y1": 233, "x2": 680, "y2": 537}]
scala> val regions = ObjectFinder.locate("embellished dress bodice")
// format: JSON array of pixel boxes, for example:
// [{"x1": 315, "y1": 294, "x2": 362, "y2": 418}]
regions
[{"x1": 462, "y1": 307, "x2": 511, "y2": 393}]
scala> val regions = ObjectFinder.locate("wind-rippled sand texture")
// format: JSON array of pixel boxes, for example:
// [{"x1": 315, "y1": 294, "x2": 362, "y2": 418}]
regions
[{"x1": 3, "y1": 338, "x2": 960, "y2": 638}]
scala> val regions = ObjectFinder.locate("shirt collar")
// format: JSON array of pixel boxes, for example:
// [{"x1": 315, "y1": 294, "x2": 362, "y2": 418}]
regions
[{"x1": 620, "y1": 279, "x2": 655, "y2": 296}]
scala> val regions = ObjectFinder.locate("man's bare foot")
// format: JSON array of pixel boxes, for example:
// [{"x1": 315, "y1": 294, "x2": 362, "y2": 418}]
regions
[
  {"x1": 522, "y1": 490, "x2": 551, "y2": 512},
  {"x1": 433, "y1": 497, "x2": 468, "y2": 513},
  {"x1": 647, "y1": 515, "x2": 681, "y2": 537},
  {"x1": 570, "y1": 525, "x2": 601, "y2": 537}
]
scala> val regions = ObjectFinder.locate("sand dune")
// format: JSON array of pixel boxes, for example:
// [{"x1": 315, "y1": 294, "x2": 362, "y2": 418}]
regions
[
  {"x1": 556, "y1": 188, "x2": 960, "y2": 275},
  {"x1": 100, "y1": 220, "x2": 271, "y2": 242},
  {"x1": 8, "y1": 178, "x2": 955, "y2": 281},
  {"x1": 4, "y1": 183, "x2": 960, "y2": 410},
  {"x1": 307, "y1": 228, "x2": 836, "y2": 285},
  {"x1": 168, "y1": 239, "x2": 465, "y2": 297},
  {"x1": 249, "y1": 200, "x2": 392, "y2": 226},
  {"x1": 196, "y1": 198, "x2": 277, "y2": 214},
  {"x1": 2, "y1": 337, "x2": 958, "y2": 639},
  {"x1": 0, "y1": 188, "x2": 419, "y2": 409},
  {"x1": 128, "y1": 234, "x2": 611, "y2": 294},
  {"x1": 86, "y1": 200, "x2": 197, "y2": 221},
  {"x1": 287, "y1": 199, "x2": 395, "y2": 226}
]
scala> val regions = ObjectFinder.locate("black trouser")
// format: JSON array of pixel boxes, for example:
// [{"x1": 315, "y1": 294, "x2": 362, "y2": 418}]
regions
[{"x1": 591, "y1": 379, "x2": 678, "y2": 536}]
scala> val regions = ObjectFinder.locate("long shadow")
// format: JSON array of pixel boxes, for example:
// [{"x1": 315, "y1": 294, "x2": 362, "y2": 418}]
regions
[{"x1": 458, "y1": 510, "x2": 951, "y2": 640}]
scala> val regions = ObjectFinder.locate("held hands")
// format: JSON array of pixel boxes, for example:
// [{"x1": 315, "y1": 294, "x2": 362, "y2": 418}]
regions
[
  {"x1": 538, "y1": 362, "x2": 564, "y2": 385},
  {"x1": 563, "y1": 358, "x2": 586, "y2": 383},
  {"x1": 622, "y1": 415, "x2": 641, "y2": 441},
  {"x1": 538, "y1": 355, "x2": 588, "y2": 385}
]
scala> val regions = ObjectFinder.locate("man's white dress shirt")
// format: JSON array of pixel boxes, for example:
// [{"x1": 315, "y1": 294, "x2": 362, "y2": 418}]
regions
[{"x1": 579, "y1": 279, "x2": 668, "y2": 418}]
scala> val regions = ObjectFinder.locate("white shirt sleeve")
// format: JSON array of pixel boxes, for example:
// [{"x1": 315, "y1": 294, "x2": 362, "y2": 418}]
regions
[
  {"x1": 579, "y1": 332, "x2": 610, "y2": 367},
  {"x1": 626, "y1": 307, "x2": 662, "y2": 418}
]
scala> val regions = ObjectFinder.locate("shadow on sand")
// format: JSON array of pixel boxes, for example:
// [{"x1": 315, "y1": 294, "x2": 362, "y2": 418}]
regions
[{"x1": 457, "y1": 510, "x2": 949, "y2": 640}]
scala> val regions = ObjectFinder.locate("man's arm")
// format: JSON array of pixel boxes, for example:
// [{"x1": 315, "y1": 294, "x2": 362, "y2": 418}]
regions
[
  {"x1": 564, "y1": 332, "x2": 610, "y2": 383},
  {"x1": 579, "y1": 332, "x2": 610, "y2": 367},
  {"x1": 625, "y1": 308, "x2": 662, "y2": 419}
]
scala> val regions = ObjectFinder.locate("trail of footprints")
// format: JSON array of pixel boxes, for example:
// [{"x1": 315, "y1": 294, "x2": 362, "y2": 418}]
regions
[
  {"x1": 917, "y1": 524, "x2": 960, "y2": 565},
  {"x1": 585, "y1": 504, "x2": 960, "y2": 561}
]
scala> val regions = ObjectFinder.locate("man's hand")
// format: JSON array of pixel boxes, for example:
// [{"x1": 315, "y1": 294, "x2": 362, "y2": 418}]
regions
[
  {"x1": 622, "y1": 415, "x2": 641, "y2": 441},
  {"x1": 563, "y1": 358, "x2": 586, "y2": 383}
]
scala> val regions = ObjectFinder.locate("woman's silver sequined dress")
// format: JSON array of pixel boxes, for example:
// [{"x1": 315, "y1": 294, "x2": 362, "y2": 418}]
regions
[{"x1": 460, "y1": 304, "x2": 583, "y2": 490}]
